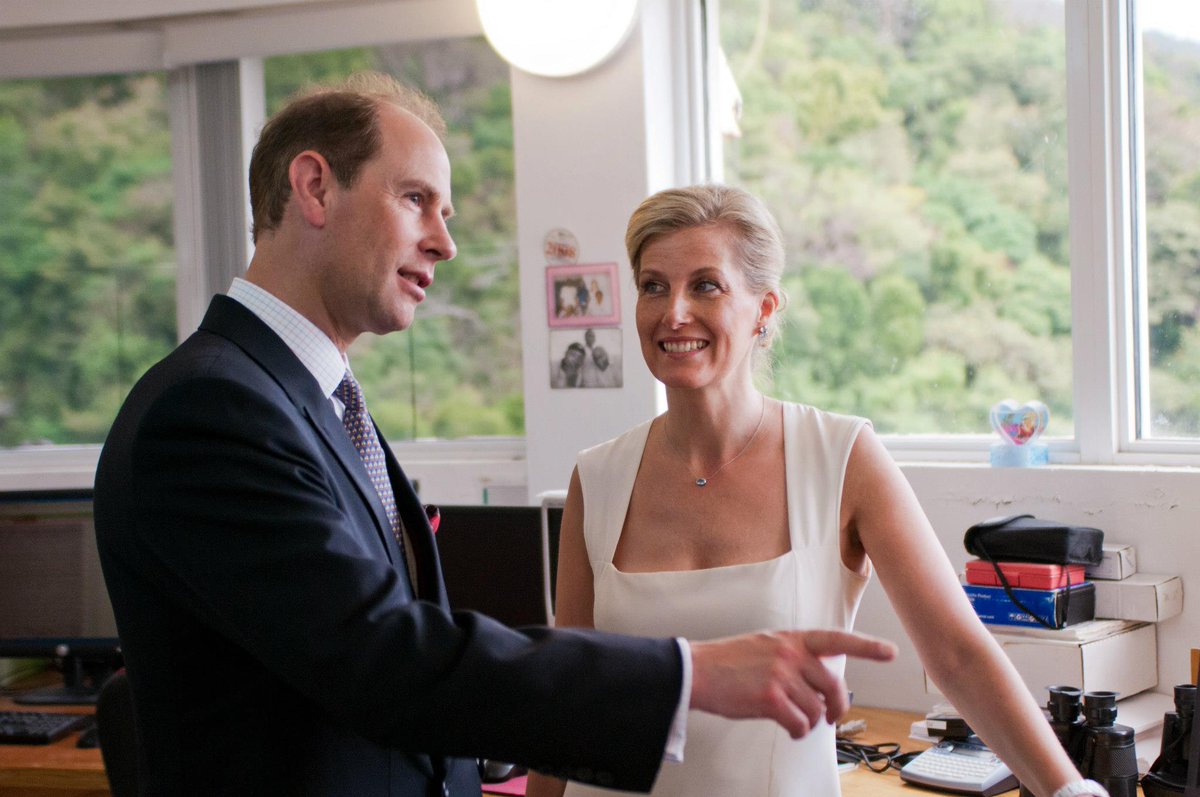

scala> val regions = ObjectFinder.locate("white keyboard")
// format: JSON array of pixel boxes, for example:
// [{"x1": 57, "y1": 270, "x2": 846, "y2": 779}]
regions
[{"x1": 899, "y1": 739, "x2": 1018, "y2": 796}]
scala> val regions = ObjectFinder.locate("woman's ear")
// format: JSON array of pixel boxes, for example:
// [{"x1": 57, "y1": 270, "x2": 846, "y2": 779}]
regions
[
  {"x1": 288, "y1": 150, "x2": 335, "y2": 230},
  {"x1": 757, "y1": 289, "x2": 781, "y2": 329}
]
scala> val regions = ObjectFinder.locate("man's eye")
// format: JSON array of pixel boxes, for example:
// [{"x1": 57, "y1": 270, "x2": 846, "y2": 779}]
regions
[{"x1": 405, "y1": 193, "x2": 424, "y2": 207}]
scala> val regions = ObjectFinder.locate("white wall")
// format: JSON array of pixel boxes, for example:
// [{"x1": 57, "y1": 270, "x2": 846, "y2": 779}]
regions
[
  {"x1": 512, "y1": 39, "x2": 661, "y2": 502},
  {"x1": 513, "y1": 2, "x2": 701, "y2": 502}
]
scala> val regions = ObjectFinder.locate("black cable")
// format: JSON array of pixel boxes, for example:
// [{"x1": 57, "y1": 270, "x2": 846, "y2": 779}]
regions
[{"x1": 836, "y1": 738, "x2": 914, "y2": 773}]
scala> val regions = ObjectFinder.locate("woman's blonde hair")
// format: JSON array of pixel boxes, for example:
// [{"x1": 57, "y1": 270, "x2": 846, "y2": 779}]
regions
[{"x1": 625, "y1": 184, "x2": 789, "y2": 350}]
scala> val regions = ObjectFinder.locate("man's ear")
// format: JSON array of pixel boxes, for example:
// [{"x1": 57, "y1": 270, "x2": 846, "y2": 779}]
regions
[{"x1": 289, "y1": 151, "x2": 335, "y2": 230}]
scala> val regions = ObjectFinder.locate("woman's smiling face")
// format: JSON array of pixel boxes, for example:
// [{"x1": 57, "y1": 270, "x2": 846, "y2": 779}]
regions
[{"x1": 635, "y1": 224, "x2": 770, "y2": 390}]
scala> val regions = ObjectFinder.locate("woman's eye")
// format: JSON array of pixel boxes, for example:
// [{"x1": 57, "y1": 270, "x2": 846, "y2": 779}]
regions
[
  {"x1": 695, "y1": 279, "x2": 719, "y2": 292},
  {"x1": 639, "y1": 281, "x2": 664, "y2": 295}
]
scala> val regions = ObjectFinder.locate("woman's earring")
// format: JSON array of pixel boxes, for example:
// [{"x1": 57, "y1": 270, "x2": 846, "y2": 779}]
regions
[{"x1": 757, "y1": 325, "x2": 768, "y2": 340}]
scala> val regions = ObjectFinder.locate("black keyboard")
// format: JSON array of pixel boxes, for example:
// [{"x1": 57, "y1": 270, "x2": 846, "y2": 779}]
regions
[{"x1": 0, "y1": 710, "x2": 91, "y2": 744}]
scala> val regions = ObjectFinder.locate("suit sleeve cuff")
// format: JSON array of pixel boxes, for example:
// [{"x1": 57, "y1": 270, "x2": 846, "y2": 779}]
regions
[{"x1": 663, "y1": 637, "x2": 691, "y2": 762}]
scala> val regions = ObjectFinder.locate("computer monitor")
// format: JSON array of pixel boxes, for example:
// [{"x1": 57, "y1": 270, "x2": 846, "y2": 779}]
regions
[
  {"x1": 0, "y1": 491, "x2": 122, "y2": 705},
  {"x1": 434, "y1": 500, "x2": 564, "y2": 629}
]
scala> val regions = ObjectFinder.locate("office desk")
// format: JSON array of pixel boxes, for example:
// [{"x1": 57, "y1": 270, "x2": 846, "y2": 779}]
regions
[
  {"x1": 486, "y1": 705, "x2": 1146, "y2": 796},
  {"x1": 0, "y1": 695, "x2": 107, "y2": 797},
  {"x1": 1, "y1": 701, "x2": 1142, "y2": 797}
]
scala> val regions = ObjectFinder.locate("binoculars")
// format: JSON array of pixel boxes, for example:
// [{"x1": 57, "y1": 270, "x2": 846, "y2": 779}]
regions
[
  {"x1": 1019, "y1": 686, "x2": 1139, "y2": 797},
  {"x1": 1141, "y1": 683, "x2": 1197, "y2": 797}
]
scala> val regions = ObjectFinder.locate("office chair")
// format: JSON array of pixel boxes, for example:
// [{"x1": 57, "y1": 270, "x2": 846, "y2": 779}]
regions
[{"x1": 95, "y1": 669, "x2": 138, "y2": 797}]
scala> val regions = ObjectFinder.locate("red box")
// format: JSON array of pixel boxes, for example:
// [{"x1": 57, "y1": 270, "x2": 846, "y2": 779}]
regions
[{"x1": 965, "y1": 559, "x2": 1087, "y2": 590}]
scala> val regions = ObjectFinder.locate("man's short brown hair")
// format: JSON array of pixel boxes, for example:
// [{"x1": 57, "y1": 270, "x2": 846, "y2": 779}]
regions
[{"x1": 248, "y1": 71, "x2": 446, "y2": 242}]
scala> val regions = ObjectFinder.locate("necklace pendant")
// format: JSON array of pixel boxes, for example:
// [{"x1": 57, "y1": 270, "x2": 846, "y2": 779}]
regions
[{"x1": 695, "y1": 478, "x2": 708, "y2": 487}]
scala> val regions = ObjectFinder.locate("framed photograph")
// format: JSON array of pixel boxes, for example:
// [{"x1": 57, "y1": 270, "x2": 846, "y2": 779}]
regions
[
  {"x1": 545, "y1": 262, "x2": 621, "y2": 328},
  {"x1": 549, "y1": 328, "x2": 623, "y2": 389}
]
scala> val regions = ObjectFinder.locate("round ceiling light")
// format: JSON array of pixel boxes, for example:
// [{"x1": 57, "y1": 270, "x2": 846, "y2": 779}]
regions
[{"x1": 475, "y1": 0, "x2": 640, "y2": 78}]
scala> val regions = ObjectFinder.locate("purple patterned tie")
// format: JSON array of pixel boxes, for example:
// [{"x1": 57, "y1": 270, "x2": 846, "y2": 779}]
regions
[{"x1": 334, "y1": 373, "x2": 403, "y2": 551}]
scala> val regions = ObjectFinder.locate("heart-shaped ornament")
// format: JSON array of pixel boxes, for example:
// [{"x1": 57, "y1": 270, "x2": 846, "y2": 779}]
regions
[{"x1": 990, "y1": 399, "x2": 1049, "y2": 446}]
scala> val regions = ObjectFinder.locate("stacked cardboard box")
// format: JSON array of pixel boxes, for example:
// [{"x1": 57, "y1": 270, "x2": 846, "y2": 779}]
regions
[
  {"x1": 934, "y1": 540, "x2": 1174, "y2": 705},
  {"x1": 1086, "y1": 543, "x2": 1183, "y2": 622}
]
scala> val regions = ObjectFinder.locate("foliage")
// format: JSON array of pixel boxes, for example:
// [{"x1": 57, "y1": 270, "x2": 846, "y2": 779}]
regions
[
  {"x1": 0, "y1": 39, "x2": 521, "y2": 447},
  {"x1": 722, "y1": 0, "x2": 1200, "y2": 437},
  {"x1": 266, "y1": 39, "x2": 524, "y2": 442},
  {"x1": 0, "y1": 74, "x2": 175, "y2": 446}
]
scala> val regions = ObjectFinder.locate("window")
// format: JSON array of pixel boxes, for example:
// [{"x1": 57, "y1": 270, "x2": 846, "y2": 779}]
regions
[
  {"x1": 263, "y1": 38, "x2": 522, "y2": 442},
  {"x1": 718, "y1": 0, "x2": 1071, "y2": 438},
  {"x1": 0, "y1": 73, "x2": 175, "y2": 449},
  {"x1": 1135, "y1": 1, "x2": 1200, "y2": 440}
]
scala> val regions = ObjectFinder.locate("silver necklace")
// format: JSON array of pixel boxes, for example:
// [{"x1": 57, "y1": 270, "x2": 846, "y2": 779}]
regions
[{"x1": 663, "y1": 395, "x2": 767, "y2": 487}]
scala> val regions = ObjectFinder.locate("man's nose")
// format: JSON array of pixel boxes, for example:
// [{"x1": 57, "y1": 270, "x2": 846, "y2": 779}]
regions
[{"x1": 425, "y1": 216, "x2": 456, "y2": 262}]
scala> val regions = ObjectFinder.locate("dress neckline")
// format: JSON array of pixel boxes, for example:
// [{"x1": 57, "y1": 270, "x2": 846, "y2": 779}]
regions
[{"x1": 607, "y1": 404, "x2": 796, "y2": 576}]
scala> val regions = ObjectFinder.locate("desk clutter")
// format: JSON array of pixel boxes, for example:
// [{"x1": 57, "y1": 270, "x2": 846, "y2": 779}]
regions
[
  {"x1": 960, "y1": 513, "x2": 1182, "y2": 629},
  {"x1": 920, "y1": 514, "x2": 1190, "y2": 781},
  {"x1": 956, "y1": 516, "x2": 1180, "y2": 699}
]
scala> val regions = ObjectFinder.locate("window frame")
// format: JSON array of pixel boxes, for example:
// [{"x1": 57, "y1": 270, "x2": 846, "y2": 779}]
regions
[
  {"x1": 0, "y1": 0, "x2": 529, "y2": 493},
  {"x1": 709, "y1": 0, "x2": 1200, "y2": 466}
]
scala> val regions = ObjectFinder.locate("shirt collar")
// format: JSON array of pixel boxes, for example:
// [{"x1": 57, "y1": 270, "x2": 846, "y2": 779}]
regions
[{"x1": 226, "y1": 278, "x2": 348, "y2": 398}]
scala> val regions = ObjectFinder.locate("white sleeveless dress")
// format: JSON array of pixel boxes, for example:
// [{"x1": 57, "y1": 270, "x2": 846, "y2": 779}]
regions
[{"x1": 565, "y1": 403, "x2": 871, "y2": 797}]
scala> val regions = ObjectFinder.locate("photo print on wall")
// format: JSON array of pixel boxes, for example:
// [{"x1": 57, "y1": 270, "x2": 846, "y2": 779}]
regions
[
  {"x1": 549, "y1": 327, "x2": 622, "y2": 389},
  {"x1": 545, "y1": 262, "x2": 620, "y2": 328}
]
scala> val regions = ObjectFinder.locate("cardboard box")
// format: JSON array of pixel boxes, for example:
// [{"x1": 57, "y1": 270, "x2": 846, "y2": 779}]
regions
[
  {"x1": 925, "y1": 622, "x2": 1158, "y2": 701},
  {"x1": 1092, "y1": 573, "x2": 1183, "y2": 622},
  {"x1": 963, "y1": 582, "x2": 1095, "y2": 629},
  {"x1": 1087, "y1": 543, "x2": 1137, "y2": 580}
]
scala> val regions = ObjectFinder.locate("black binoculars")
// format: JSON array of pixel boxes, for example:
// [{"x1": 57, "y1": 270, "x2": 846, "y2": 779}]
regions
[
  {"x1": 1019, "y1": 686, "x2": 1139, "y2": 797},
  {"x1": 1141, "y1": 683, "x2": 1197, "y2": 796}
]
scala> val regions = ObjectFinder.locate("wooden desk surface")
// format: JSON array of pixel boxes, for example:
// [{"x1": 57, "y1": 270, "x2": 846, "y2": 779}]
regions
[
  {"x1": 835, "y1": 706, "x2": 1143, "y2": 797},
  {"x1": 0, "y1": 695, "x2": 108, "y2": 797},
  {"x1": 486, "y1": 706, "x2": 1144, "y2": 796},
  {"x1": 838, "y1": 705, "x2": 934, "y2": 796},
  {"x1": 0, "y1": 700, "x2": 1141, "y2": 797}
]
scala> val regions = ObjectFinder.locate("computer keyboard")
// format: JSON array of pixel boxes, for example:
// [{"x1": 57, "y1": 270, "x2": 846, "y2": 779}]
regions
[{"x1": 0, "y1": 710, "x2": 91, "y2": 744}]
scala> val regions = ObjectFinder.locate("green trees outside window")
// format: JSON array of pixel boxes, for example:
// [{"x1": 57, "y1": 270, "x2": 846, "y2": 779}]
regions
[
  {"x1": 0, "y1": 74, "x2": 175, "y2": 448},
  {"x1": 265, "y1": 38, "x2": 523, "y2": 442},
  {"x1": 0, "y1": 38, "x2": 520, "y2": 450},
  {"x1": 722, "y1": 0, "x2": 1073, "y2": 435},
  {"x1": 723, "y1": 0, "x2": 1200, "y2": 439},
  {"x1": 1141, "y1": 0, "x2": 1200, "y2": 437}
]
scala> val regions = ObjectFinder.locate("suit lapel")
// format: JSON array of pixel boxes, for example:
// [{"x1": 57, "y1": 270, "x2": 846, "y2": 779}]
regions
[
  {"x1": 197, "y1": 296, "x2": 404, "y2": 570},
  {"x1": 379, "y1": 433, "x2": 448, "y2": 608}
]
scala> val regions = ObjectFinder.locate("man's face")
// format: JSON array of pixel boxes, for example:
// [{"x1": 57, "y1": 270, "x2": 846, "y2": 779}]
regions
[
  {"x1": 320, "y1": 105, "x2": 456, "y2": 348},
  {"x1": 563, "y1": 346, "x2": 586, "y2": 373}
]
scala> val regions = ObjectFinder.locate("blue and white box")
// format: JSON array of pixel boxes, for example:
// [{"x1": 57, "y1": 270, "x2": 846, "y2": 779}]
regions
[{"x1": 963, "y1": 582, "x2": 1095, "y2": 629}]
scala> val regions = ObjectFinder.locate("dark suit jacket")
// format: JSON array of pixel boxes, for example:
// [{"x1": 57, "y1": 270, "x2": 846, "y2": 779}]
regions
[{"x1": 93, "y1": 295, "x2": 681, "y2": 796}]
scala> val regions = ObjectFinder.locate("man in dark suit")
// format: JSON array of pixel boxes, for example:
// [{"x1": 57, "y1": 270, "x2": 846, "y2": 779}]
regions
[{"x1": 93, "y1": 72, "x2": 895, "y2": 797}]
